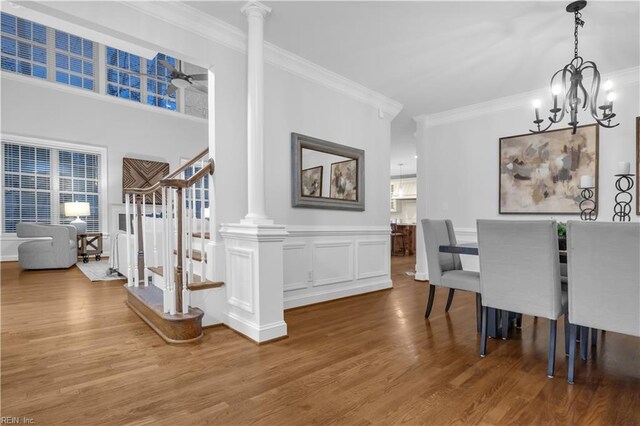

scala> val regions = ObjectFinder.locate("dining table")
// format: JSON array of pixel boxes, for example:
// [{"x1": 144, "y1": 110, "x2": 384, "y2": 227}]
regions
[{"x1": 439, "y1": 241, "x2": 567, "y2": 338}]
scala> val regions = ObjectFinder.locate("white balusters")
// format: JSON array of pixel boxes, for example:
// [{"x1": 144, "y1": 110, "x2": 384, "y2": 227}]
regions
[
  {"x1": 189, "y1": 185, "x2": 196, "y2": 284},
  {"x1": 182, "y1": 188, "x2": 189, "y2": 314},
  {"x1": 168, "y1": 188, "x2": 176, "y2": 315},
  {"x1": 132, "y1": 195, "x2": 139, "y2": 287},
  {"x1": 142, "y1": 195, "x2": 149, "y2": 287},
  {"x1": 200, "y1": 181, "x2": 207, "y2": 282},
  {"x1": 162, "y1": 187, "x2": 169, "y2": 312},
  {"x1": 152, "y1": 192, "x2": 158, "y2": 268},
  {"x1": 125, "y1": 193, "x2": 133, "y2": 287}
]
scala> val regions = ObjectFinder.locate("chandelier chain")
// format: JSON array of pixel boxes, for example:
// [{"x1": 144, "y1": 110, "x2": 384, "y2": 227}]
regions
[{"x1": 574, "y1": 11, "x2": 584, "y2": 59}]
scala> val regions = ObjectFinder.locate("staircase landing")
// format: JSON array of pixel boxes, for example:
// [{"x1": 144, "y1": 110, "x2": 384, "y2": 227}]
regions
[{"x1": 125, "y1": 285, "x2": 204, "y2": 344}]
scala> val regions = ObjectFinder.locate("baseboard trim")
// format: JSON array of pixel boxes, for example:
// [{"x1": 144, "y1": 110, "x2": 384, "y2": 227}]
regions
[
  {"x1": 226, "y1": 312, "x2": 288, "y2": 343},
  {"x1": 414, "y1": 272, "x2": 428, "y2": 281},
  {"x1": 283, "y1": 278, "x2": 392, "y2": 309}
]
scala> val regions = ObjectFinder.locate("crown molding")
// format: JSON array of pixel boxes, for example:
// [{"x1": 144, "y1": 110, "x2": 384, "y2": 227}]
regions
[
  {"x1": 119, "y1": 1, "x2": 403, "y2": 119},
  {"x1": 414, "y1": 66, "x2": 639, "y2": 128}
]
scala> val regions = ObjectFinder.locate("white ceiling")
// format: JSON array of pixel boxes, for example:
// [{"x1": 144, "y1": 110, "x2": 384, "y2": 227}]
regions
[{"x1": 185, "y1": 1, "x2": 640, "y2": 174}]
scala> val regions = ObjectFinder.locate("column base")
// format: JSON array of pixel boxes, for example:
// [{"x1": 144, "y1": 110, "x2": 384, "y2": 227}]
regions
[{"x1": 219, "y1": 222, "x2": 289, "y2": 343}]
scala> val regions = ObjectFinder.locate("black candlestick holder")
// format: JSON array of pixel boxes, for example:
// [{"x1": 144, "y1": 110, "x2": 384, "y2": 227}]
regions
[
  {"x1": 579, "y1": 187, "x2": 597, "y2": 221},
  {"x1": 612, "y1": 174, "x2": 635, "y2": 222}
]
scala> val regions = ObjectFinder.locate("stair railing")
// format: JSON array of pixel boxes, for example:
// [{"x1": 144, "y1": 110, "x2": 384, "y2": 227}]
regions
[{"x1": 123, "y1": 148, "x2": 214, "y2": 315}]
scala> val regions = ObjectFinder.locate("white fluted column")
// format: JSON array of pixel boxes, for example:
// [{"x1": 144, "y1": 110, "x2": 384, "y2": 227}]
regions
[{"x1": 241, "y1": 1, "x2": 272, "y2": 225}]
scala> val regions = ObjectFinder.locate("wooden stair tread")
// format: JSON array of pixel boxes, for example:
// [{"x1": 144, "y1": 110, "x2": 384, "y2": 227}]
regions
[
  {"x1": 125, "y1": 285, "x2": 204, "y2": 344},
  {"x1": 191, "y1": 232, "x2": 210, "y2": 239},
  {"x1": 187, "y1": 280, "x2": 224, "y2": 291},
  {"x1": 147, "y1": 266, "x2": 164, "y2": 277},
  {"x1": 173, "y1": 249, "x2": 207, "y2": 262}
]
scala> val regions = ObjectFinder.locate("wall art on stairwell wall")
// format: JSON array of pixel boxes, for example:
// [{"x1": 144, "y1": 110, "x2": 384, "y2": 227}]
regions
[
  {"x1": 122, "y1": 158, "x2": 169, "y2": 204},
  {"x1": 499, "y1": 124, "x2": 599, "y2": 214}
]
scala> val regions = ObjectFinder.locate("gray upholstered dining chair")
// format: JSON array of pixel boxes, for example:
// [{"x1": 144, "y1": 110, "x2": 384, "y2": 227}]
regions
[
  {"x1": 477, "y1": 219, "x2": 567, "y2": 378},
  {"x1": 566, "y1": 221, "x2": 640, "y2": 384},
  {"x1": 421, "y1": 219, "x2": 481, "y2": 328}
]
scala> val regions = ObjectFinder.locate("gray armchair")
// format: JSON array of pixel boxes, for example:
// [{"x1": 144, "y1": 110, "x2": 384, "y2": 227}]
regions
[
  {"x1": 17, "y1": 223, "x2": 77, "y2": 270},
  {"x1": 566, "y1": 221, "x2": 640, "y2": 384}
]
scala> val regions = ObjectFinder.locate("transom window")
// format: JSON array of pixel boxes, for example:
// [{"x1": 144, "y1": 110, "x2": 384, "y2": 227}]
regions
[
  {"x1": 0, "y1": 11, "x2": 206, "y2": 117},
  {"x1": 55, "y1": 30, "x2": 95, "y2": 90},
  {"x1": 1, "y1": 13, "x2": 47, "y2": 79}
]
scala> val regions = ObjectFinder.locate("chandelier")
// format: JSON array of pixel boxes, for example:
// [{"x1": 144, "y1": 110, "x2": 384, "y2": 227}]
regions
[{"x1": 530, "y1": 1, "x2": 619, "y2": 134}]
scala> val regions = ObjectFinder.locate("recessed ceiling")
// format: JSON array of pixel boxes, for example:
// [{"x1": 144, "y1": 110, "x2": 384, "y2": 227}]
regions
[{"x1": 185, "y1": 1, "x2": 639, "y2": 174}]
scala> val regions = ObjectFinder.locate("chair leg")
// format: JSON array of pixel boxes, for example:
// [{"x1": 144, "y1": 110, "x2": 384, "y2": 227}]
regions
[
  {"x1": 516, "y1": 313, "x2": 523, "y2": 329},
  {"x1": 475, "y1": 293, "x2": 482, "y2": 333},
  {"x1": 580, "y1": 327, "x2": 589, "y2": 361},
  {"x1": 445, "y1": 289, "x2": 455, "y2": 312},
  {"x1": 501, "y1": 310, "x2": 510, "y2": 340},
  {"x1": 547, "y1": 319, "x2": 557, "y2": 378},
  {"x1": 480, "y1": 306, "x2": 488, "y2": 357},
  {"x1": 425, "y1": 284, "x2": 436, "y2": 319},
  {"x1": 591, "y1": 328, "x2": 598, "y2": 347},
  {"x1": 564, "y1": 314, "x2": 570, "y2": 356},
  {"x1": 568, "y1": 323, "x2": 577, "y2": 384}
]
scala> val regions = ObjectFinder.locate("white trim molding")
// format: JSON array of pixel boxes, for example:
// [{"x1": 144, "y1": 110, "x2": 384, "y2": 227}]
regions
[
  {"x1": 119, "y1": 1, "x2": 403, "y2": 119},
  {"x1": 414, "y1": 66, "x2": 640, "y2": 128}
]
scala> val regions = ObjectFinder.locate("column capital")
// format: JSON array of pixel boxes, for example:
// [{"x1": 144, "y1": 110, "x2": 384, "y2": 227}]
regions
[{"x1": 241, "y1": 1, "x2": 272, "y2": 19}]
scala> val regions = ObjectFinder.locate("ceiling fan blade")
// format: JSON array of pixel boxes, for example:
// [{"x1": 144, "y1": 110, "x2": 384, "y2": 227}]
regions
[
  {"x1": 159, "y1": 59, "x2": 177, "y2": 74},
  {"x1": 166, "y1": 84, "x2": 178, "y2": 96},
  {"x1": 190, "y1": 84, "x2": 208, "y2": 95},
  {"x1": 189, "y1": 74, "x2": 208, "y2": 81}
]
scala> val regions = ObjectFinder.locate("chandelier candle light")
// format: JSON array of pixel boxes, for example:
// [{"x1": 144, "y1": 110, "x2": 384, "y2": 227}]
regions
[{"x1": 530, "y1": 1, "x2": 619, "y2": 134}]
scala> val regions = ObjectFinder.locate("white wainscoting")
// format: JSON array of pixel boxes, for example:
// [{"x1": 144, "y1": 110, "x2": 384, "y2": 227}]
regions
[
  {"x1": 283, "y1": 226, "x2": 392, "y2": 309},
  {"x1": 226, "y1": 247, "x2": 255, "y2": 314}
]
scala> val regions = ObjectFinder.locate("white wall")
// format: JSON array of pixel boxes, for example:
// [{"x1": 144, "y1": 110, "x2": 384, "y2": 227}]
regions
[
  {"x1": 415, "y1": 69, "x2": 639, "y2": 279},
  {"x1": 0, "y1": 75, "x2": 207, "y2": 260}
]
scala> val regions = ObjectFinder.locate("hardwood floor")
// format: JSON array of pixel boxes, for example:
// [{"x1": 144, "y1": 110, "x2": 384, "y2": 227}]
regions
[{"x1": 2, "y1": 257, "x2": 639, "y2": 425}]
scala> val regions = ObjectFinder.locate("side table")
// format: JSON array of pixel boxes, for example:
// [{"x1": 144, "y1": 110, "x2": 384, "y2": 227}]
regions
[{"x1": 77, "y1": 232, "x2": 103, "y2": 263}]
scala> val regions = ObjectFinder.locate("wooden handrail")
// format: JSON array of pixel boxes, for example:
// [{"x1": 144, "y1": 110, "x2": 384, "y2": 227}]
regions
[{"x1": 123, "y1": 147, "x2": 209, "y2": 194}]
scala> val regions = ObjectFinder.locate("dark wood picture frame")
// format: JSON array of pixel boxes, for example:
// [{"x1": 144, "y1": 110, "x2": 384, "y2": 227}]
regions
[
  {"x1": 499, "y1": 124, "x2": 599, "y2": 215},
  {"x1": 301, "y1": 165, "x2": 323, "y2": 198}
]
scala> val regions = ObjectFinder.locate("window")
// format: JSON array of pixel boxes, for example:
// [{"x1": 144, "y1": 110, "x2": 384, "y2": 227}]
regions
[
  {"x1": 106, "y1": 46, "x2": 141, "y2": 101},
  {"x1": 184, "y1": 164, "x2": 209, "y2": 219},
  {"x1": 2, "y1": 141, "x2": 102, "y2": 233},
  {"x1": 1, "y1": 12, "x2": 207, "y2": 116},
  {"x1": 146, "y1": 53, "x2": 177, "y2": 110},
  {"x1": 55, "y1": 30, "x2": 96, "y2": 90},
  {"x1": 106, "y1": 47, "x2": 177, "y2": 110},
  {"x1": 1, "y1": 12, "x2": 47, "y2": 79}
]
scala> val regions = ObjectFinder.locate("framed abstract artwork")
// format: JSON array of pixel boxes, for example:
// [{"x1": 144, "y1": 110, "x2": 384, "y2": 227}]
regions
[
  {"x1": 499, "y1": 124, "x2": 599, "y2": 214},
  {"x1": 301, "y1": 166, "x2": 323, "y2": 197},
  {"x1": 330, "y1": 159, "x2": 358, "y2": 201},
  {"x1": 122, "y1": 158, "x2": 169, "y2": 204}
]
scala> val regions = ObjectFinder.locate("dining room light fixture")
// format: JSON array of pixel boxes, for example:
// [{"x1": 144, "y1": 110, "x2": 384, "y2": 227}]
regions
[{"x1": 530, "y1": 1, "x2": 619, "y2": 134}]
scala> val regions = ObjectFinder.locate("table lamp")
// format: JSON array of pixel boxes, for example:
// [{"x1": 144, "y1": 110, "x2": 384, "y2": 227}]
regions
[{"x1": 64, "y1": 201, "x2": 90, "y2": 234}]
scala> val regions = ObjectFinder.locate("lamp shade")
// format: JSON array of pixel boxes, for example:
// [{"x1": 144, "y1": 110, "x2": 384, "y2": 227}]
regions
[{"x1": 64, "y1": 202, "x2": 90, "y2": 217}]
